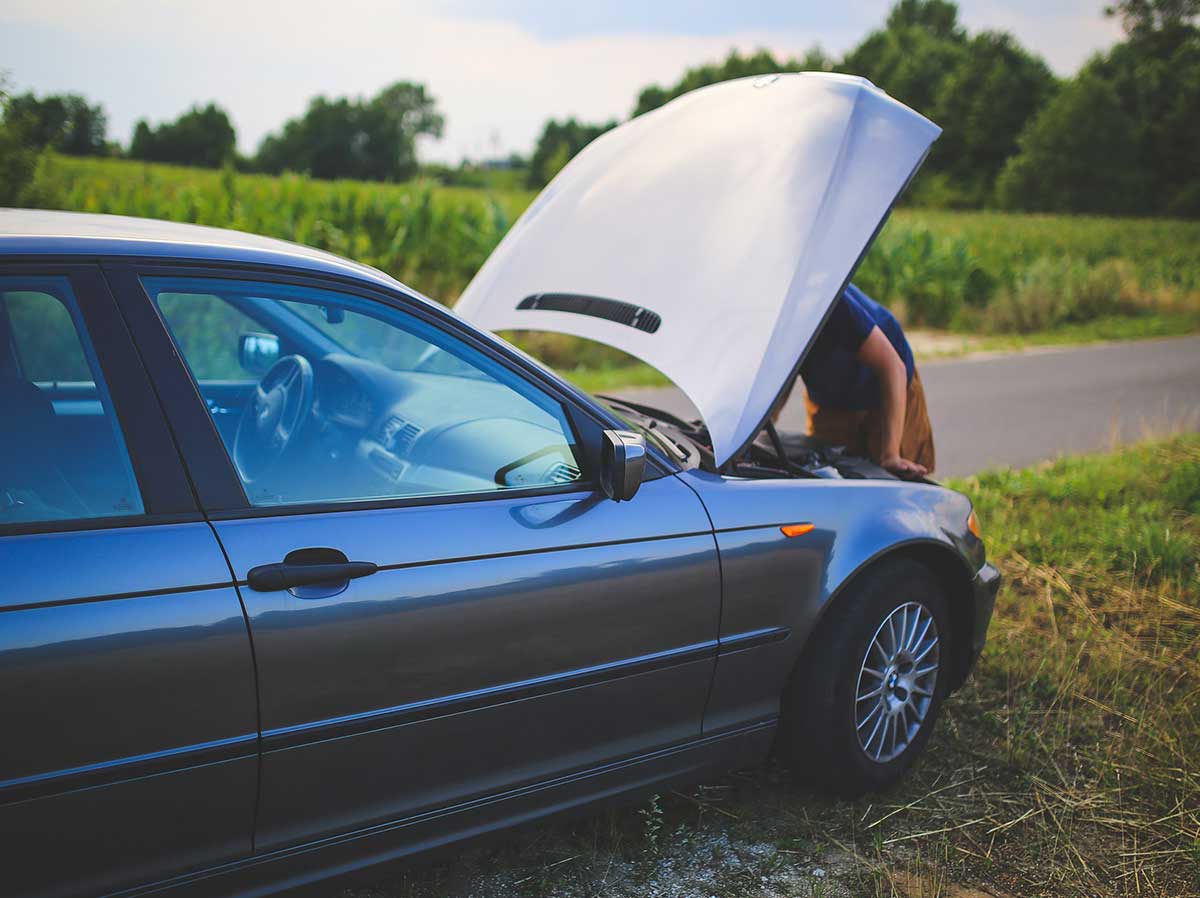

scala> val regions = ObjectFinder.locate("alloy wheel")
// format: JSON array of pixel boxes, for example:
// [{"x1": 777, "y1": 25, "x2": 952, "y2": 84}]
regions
[{"x1": 854, "y1": 601, "x2": 940, "y2": 763}]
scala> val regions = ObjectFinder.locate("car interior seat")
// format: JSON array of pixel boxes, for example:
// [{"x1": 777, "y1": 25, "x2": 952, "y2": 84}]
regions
[{"x1": 0, "y1": 376, "x2": 91, "y2": 522}]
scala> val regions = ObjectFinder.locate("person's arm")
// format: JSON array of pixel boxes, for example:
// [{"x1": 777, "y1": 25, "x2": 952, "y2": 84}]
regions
[{"x1": 857, "y1": 326, "x2": 928, "y2": 478}]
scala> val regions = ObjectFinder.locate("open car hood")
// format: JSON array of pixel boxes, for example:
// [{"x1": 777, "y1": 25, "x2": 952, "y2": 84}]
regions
[{"x1": 454, "y1": 73, "x2": 940, "y2": 466}]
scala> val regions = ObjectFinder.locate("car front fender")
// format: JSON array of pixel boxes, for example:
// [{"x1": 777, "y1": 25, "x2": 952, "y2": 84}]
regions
[{"x1": 676, "y1": 470, "x2": 989, "y2": 733}]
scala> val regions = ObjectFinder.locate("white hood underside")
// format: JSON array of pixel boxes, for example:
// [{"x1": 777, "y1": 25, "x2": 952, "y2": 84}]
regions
[{"x1": 454, "y1": 73, "x2": 940, "y2": 466}]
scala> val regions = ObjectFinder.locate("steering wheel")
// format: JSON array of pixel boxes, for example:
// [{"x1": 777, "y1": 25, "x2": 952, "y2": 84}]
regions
[{"x1": 234, "y1": 355, "x2": 314, "y2": 482}]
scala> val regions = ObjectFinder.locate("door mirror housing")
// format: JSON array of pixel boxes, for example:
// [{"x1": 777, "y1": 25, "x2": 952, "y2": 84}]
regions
[
  {"x1": 239, "y1": 332, "x2": 280, "y2": 375},
  {"x1": 600, "y1": 430, "x2": 646, "y2": 501}
]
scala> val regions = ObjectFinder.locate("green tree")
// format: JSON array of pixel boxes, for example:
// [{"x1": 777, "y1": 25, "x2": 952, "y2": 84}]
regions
[
  {"x1": 255, "y1": 82, "x2": 443, "y2": 182},
  {"x1": 929, "y1": 32, "x2": 1057, "y2": 204},
  {"x1": 999, "y1": 0, "x2": 1199, "y2": 216},
  {"x1": 1105, "y1": 0, "x2": 1200, "y2": 35},
  {"x1": 840, "y1": 1, "x2": 968, "y2": 115},
  {"x1": 0, "y1": 81, "x2": 40, "y2": 204},
  {"x1": 995, "y1": 75, "x2": 1147, "y2": 214},
  {"x1": 526, "y1": 118, "x2": 616, "y2": 187},
  {"x1": 838, "y1": 1, "x2": 1060, "y2": 207},
  {"x1": 5, "y1": 92, "x2": 107, "y2": 155},
  {"x1": 631, "y1": 47, "x2": 830, "y2": 119},
  {"x1": 1097, "y1": 1, "x2": 1200, "y2": 215},
  {"x1": 613, "y1": 1, "x2": 1065, "y2": 209},
  {"x1": 129, "y1": 103, "x2": 236, "y2": 168},
  {"x1": 885, "y1": 0, "x2": 963, "y2": 37}
]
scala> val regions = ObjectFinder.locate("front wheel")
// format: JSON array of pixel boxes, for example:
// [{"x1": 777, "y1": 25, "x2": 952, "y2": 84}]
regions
[{"x1": 777, "y1": 558, "x2": 951, "y2": 796}]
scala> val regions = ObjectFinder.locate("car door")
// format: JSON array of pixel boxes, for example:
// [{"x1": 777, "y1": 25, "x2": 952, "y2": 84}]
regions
[
  {"x1": 0, "y1": 266, "x2": 258, "y2": 898},
  {"x1": 109, "y1": 266, "x2": 722, "y2": 851}
]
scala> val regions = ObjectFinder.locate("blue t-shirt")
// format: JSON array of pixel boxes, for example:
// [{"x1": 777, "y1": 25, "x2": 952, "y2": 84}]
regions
[{"x1": 800, "y1": 284, "x2": 914, "y2": 411}]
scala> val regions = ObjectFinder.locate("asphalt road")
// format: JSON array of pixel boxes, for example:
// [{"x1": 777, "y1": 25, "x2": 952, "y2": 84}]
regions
[{"x1": 614, "y1": 335, "x2": 1200, "y2": 478}]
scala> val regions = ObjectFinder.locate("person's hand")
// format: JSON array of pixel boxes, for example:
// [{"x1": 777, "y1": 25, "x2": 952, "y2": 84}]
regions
[{"x1": 881, "y1": 454, "x2": 928, "y2": 479}]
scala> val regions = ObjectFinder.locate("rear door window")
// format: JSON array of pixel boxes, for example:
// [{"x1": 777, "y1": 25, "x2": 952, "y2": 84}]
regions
[{"x1": 0, "y1": 277, "x2": 144, "y2": 524}]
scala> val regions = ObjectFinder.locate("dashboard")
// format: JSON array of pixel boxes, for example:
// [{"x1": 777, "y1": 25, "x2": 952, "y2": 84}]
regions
[
  {"x1": 300, "y1": 353, "x2": 583, "y2": 501},
  {"x1": 317, "y1": 364, "x2": 375, "y2": 429}
]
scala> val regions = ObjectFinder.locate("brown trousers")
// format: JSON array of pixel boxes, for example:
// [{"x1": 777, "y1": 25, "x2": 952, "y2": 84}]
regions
[{"x1": 805, "y1": 368, "x2": 936, "y2": 474}]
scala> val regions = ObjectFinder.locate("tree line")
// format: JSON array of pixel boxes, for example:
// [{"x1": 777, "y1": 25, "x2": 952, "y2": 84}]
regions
[
  {"x1": 2, "y1": 0, "x2": 1197, "y2": 217},
  {"x1": 1, "y1": 81, "x2": 443, "y2": 185},
  {"x1": 529, "y1": 0, "x2": 1200, "y2": 217}
]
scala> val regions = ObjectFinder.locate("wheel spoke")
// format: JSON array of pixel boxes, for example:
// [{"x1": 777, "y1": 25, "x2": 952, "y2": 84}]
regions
[
  {"x1": 863, "y1": 705, "x2": 886, "y2": 752},
  {"x1": 912, "y1": 637, "x2": 939, "y2": 665},
  {"x1": 862, "y1": 665, "x2": 886, "y2": 680},
  {"x1": 874, "y1": 715, "x2": 890, "y2": 761},
  {"x1": 907, "y1": 615, "x2": 933, "y2": 652},
  {"x1": 913, "y1": 664, "x2": 938, "y2": 686},
  {"x1": 857, "y1": 700, "x2": 883, "y2": 731},
  {"x1": 857, "y1": 685, "x2": 884, "y2": 702},
  {"x1": 870, "y1": 637, "x2": 888, "y2": 663}
]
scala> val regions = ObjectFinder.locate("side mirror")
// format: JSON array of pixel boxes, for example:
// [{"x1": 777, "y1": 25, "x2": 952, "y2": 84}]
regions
[
  {"x1": 239, "y1": 332, "x2": 280, "y2": 375},
  {"x1": 600, "y1": 430, "x2": 646, "y2": 501}
]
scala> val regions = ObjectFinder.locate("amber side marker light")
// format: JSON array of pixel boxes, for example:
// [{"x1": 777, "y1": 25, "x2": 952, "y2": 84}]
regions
[
  {"x1": 967, "y1": 510, "x2": 982, "y2": 539},
  {"x1": 780, "y1": 523, "x2": 815, "y2": 538}
]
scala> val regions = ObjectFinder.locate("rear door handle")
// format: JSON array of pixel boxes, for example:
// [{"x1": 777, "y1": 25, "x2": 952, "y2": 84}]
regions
[{"x1": 247, "y1": 560, "x2": 378, "y2": 592}]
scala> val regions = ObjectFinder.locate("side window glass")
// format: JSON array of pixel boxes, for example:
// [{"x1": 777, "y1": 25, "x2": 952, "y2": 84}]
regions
[
  {"x1": 156, "y1": 291, "x2": 270, "y2": 380},
  {"x1": 144, "y1": 277, "x2": 584, "y2": 508},
  {"x1": 0, "y1": 277, "x2": 145, "y2": 524}
]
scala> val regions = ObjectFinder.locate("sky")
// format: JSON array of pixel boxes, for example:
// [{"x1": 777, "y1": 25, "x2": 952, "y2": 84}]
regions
[{"x1": 0, "y1": 0, "x2": 1124, "y2": 164}]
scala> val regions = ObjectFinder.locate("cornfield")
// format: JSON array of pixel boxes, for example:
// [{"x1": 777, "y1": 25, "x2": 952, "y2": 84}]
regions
[{"x1": 22, "y1": 155, "x2": 1200, "y2": 360}]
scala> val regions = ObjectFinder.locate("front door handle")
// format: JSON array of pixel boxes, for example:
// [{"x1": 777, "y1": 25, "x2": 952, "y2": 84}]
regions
[{"x1": 247, "y1": 560, "x2": 378, "y2": 592}]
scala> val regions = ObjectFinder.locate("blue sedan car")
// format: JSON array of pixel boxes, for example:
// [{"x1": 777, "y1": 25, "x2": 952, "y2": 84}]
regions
[
  {"x1": 0, "y1": 207, "x2": 997, "y2": 898},
  {"x1": 0, "y1": 77, "x2": 998, "y2": 898}
]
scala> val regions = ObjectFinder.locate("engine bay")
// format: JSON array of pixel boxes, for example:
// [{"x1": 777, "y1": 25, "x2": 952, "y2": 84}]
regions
[{"x1": 599, "y1": 396, "x2": 899, "y2": 482}]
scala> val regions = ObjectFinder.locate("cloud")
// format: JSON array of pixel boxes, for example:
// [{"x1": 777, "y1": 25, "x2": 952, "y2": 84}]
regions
[
  {"x1": 0, "y1": 0, "x2": 1121, "y2": 164},
  {"x1": 439, "y1": 0, "x2": 890, "y2": 40},
  {"x1": 958, "y1": 0, "x2": 1124, "y2": 72}
]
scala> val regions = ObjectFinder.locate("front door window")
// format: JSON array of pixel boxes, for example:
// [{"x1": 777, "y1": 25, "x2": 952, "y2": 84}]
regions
[{"x1": 143, "y1": 277, "x2": 583, "y2": 507}]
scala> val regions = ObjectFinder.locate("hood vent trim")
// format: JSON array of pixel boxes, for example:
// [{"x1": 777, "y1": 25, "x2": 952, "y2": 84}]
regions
[{"x1": 518, "y1": 294, "x2": 661, "y2": 334}]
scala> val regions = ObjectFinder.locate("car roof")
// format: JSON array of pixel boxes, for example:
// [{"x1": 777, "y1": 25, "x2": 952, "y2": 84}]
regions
[{"x1": 0, "y1": 208, "x2": 417, "y2": 298}]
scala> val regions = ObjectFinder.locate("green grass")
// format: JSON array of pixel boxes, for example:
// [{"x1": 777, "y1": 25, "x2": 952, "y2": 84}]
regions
[
  {"x1": 19, "y1": 154, "x2": 1200, "y2": 385},
  {"x1": 338, "y1": 437, "x2": 1200, "y2": 898},
  {"x1": 558, "y1": 362, "x2": 671, "y2": 394},
  {"x1": 912, "y1": 312, "x2": 1200, "y2": 361},
  {"x1": 25, "y1": 154, "x2": 529, "y2": 302},
  {"x1": 971, "y1": 312, "x2": 1200, "y2": 353},
  {"x1": 1002, "y1": 311, "x2": 1200, "y2": 345},
  {"x1": 901, "y1": 209, "x2": 1200, "y2": 297}
]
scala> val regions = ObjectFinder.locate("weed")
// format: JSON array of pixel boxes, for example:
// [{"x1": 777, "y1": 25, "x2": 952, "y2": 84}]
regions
[{"x1": 639, "y1": 793, "x2": 664, "y2": 857}]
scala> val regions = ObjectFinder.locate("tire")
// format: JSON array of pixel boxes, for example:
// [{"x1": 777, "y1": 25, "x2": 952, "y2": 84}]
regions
[{"x1": 777, "y1": 558, "x2": 951, "y2": 797}]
